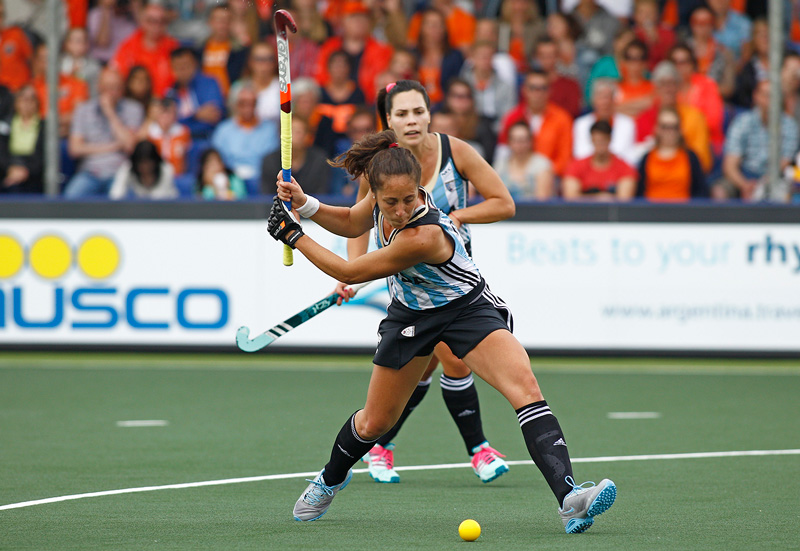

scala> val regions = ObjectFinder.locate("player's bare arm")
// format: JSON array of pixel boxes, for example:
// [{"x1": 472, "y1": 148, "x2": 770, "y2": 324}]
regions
[
  {"x1": 449, "y1": 137, "x2": 515, "y2": 225},
  {"x1": 294, "y1": 224, "x2": 452, "y2": 284},
  {"x1": 276, "y1": 175, "x2": 374, "y2": 238}
]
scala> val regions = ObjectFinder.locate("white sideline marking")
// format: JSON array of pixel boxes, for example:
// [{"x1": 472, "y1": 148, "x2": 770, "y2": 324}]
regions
[
  {"x1": 2, "y1": 448, "x2": 799, "y2": 512},
  {"x1": 116, "y1": 420, "x2": 169, "y2": 427},
  {"x1": 607, "y1": 412, "x2": 662, "y2": 419}
]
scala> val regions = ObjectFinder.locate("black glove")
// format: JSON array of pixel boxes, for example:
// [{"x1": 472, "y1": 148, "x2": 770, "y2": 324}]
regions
[{"x1": 268, "y1": 196, "x2": 304, "y2": 248}]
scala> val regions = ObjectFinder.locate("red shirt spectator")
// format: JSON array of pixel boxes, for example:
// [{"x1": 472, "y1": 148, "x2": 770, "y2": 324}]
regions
[
  {"x1": 564, "y1": 120, "x2": 637, "y2": 200},
  {"x1": 110, "y1": 4, "x2": 179, "y2": 97},
  {"x1": 632, "y1": 0, "x2": 675, "y2": 70},
  {"x1": 565, "y1": 155, "x2": 637, "y2": 195}
]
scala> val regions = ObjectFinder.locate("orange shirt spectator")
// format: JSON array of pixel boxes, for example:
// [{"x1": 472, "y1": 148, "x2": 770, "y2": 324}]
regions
[
  {"x1": 616, "y1": 39, "x2": 655, "y2": 121},
  {"x1": 110, "y1": 4, "x2": 179, "y2": 97},
  {"x1": 637, "y1": 101, "x2": 712, "y2": 173},
  {"x1": 203, "y1": 40, "x2": 233, "y2": 96},
  {"x1": 0, "y1": 25, "x2": 32, "y2": 91},
  {"x1": 30, "y1": 43, "x2": 89, "y2": 137},
  {"x1": 32, "y1": 75, "x2": 89, "y2": 120},
  {"x1": 148, "y1": 123, "x2": 191, "y2": 176},
  {"x1": 670, "y1": 44, "x2": 724, "y2": 153},
  {"x1": 636, "y1": 107, "x2": 708, "y2": 201},
  {"x1": 500, "y1": 102, "x2": 573, "y2": 177},
  {"x1": 406, "y1": 3, "x2": 475, "y2": 51},
  {"x1": 499, "y1": 70, "x2": 573, "y2": 176},
  {"x1": 678, "y1": 73, "x2": 724, "y2": 153},
  {"x1": 638, "y1": 148, "x2": 696, "y2": 201}
]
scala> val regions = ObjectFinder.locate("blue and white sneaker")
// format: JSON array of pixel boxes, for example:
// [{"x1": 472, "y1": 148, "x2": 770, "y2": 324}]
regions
[
  {"x1": 293, "y1": 469, "x2": 352, "y2": 521},
  {"x1": 558, "y1": 476, "x2": 617, "y2": 534}
]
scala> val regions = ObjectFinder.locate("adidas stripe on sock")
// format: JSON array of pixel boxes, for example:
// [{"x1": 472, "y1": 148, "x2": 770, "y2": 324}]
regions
[{"x1": 441, "y1": 373, "x2": 486, "y2": 454}]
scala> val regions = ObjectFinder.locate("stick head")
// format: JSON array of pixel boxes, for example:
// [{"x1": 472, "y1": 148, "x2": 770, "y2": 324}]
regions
[{"x1": 274, "y1": 10, "x2": 297, "y2": 37}]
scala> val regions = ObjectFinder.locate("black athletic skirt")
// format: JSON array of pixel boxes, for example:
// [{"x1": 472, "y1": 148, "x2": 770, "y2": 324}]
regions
[{"x1": 373, "y1": 279, "x2": 514, "y2": 370}]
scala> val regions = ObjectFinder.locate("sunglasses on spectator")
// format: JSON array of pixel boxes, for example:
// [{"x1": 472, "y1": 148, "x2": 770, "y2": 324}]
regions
[
  {"x1": 525, "y1": 83, "x2": 549, "y2": 91},
  {"x1": 658, "y1": 122, "x2": 681, "y2": 131}
]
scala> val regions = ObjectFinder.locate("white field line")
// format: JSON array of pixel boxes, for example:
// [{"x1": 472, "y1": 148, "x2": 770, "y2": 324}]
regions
[
  {"x1": 607, "y1": 412, "x2": 662, "y2": 419},
  {"x1": 2, "y1": 448, "x2": 799, "y2": 512},
  {"x1": 116, "y1": 420, "x2": 169, "y2": 427}
]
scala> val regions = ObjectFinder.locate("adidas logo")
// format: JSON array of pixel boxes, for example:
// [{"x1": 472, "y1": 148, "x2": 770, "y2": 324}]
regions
[
  {"x1": 457, "y1": 409, "x2": 476, "y2": 417},
  {"x1": 553, "y1": 438, "x2": 567, "y2": 447},
  {"x1": 401, "y1": 326, "x2": 415, "y2": 337},
  {"x1": 337, "y1": 444, "x2": 353, "y2": 458}
]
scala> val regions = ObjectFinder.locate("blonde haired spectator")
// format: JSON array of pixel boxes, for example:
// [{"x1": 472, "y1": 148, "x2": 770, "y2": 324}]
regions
[{"x1": 493, "y1": 121, "x2": 554, "y2": 200}]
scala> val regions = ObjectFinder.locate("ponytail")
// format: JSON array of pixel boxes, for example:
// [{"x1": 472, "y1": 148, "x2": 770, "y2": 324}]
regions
[{"x1": 329, "y1": 129, "x2": 422, "y2": 192}]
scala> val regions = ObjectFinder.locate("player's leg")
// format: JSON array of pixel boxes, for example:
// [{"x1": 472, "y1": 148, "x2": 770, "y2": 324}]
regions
[
  {"x1": 436, "y1": 342, "x2": 509, "y2": 483},
  {"x1": 365, "y1": 355, "x2": 435, "y2": 482},
  {"x1": 373, "y1": 354, "x2": 436, "y2": 447},
  {"x1": 293, "y1": 355, "x2": 431, "y2": 520},
  {"x1": 462, "y1": 329, "x2": 616, "y2": 533}
]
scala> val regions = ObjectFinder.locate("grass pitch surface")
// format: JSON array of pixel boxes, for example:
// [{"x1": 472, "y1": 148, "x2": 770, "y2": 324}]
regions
[{"x1": 1, "y1": 353, "x2": 799, "y2": 550}]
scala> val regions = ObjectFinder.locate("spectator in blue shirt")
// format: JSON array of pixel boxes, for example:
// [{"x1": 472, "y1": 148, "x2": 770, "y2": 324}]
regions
[
  {"x1": 719, "y1": 80, "x2": 800, "y2": 201},
  {"x1": 707, "y1": 0, "x2": 751, "y2": 59},
  {"x1": 211, "y1": 83, "x2": 278, "y2": 190},
  {"x1": 165, "y1": 47, "x2": 225, "y2": 141}
]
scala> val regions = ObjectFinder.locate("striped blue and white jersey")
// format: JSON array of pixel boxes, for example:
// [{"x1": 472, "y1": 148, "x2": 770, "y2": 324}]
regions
[
  {"x1": 374, "y1": 188, "x2": 482, "y2": 311},
  {"x1": 425, "y1": 133, "x2": 472, "y2": 251}
]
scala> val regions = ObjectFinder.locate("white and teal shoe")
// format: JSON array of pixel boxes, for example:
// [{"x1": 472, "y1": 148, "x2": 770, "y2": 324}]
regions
[
  {"x1": 293, "y1": 469, "x2": 352, "y2": 521},
  {"x1": 362, "y1": 443, "x2": 400, "y2": 483},
  {"x1": 470, "y1": 442, "x2": 509, "y2": 483},
  {"x1": 558, "y1": 476, "x2": 617, "y2": 534}
]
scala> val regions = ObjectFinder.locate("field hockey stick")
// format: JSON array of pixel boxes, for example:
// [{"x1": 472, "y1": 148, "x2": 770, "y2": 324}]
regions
[
  {"x1": 275, "y1": 9, "x2": 297, "y2": 266},
  {"x1": 236, "y1": 281, "x2": 373, "y2": 352}
]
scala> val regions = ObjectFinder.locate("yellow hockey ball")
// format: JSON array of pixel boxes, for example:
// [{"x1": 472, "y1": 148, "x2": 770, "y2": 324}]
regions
[{"x1": 459, "y1": 519, "x2": 481, "y2": 541}]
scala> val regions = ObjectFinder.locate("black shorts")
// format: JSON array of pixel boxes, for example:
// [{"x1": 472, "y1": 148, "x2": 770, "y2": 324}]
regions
[{"x1": 373, "y1": 280, "x2": 514, "y2": 370}]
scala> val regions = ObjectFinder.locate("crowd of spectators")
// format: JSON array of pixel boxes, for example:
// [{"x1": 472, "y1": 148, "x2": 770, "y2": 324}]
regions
[{"x1": 0, "y1": 0, "x2": 799, "y2": 203}]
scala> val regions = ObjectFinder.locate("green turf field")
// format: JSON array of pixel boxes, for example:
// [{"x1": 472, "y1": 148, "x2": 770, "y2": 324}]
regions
[{"x1": 2, "y1": 353, "x2": 799, "y2": 550}]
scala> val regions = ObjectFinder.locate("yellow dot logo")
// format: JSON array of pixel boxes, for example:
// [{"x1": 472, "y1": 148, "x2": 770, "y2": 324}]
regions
[
  {"x1": 77, "y1": 235, "x2": 120, "y2": 279},
  {"x1": 29, "y1": 235, "x2": 72, "y2": 279},
  {"x1": 0, "y1": 235, "x2": 25, "y2": 278}
]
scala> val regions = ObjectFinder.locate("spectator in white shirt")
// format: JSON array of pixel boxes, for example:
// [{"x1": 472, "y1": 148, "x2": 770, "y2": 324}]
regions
[{"x1": 573, "y1": 78, "x2": 638, "y2": 166}]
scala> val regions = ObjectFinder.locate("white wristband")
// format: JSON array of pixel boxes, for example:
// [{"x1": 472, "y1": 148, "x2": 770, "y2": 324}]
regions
[{"x1": 296, "y1": 195, "x2": 320, "y2": 218}]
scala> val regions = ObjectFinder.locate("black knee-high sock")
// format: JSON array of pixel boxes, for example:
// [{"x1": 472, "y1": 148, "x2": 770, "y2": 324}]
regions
[
  {"x1": 516, "y1": 401, "x2": 574, "y2": 506},
  {"x1": 375, "y1": 377, "x2": 431, "y2": 447},
  {"x1": 323, "y1": 411, "x2": 378, "y2": 486},
  {"x1": 441, "y1": 374, "x2": 487, "y2": 455}
]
